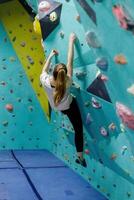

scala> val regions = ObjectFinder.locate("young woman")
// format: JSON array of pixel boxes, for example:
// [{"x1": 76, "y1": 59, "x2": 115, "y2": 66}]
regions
[{"x1": 40, "y1": 33, "x2": 87, "y2": 167}]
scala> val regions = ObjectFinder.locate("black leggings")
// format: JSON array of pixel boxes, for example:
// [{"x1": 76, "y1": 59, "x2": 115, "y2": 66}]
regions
[{"x1": 61, "y1": 98, "x2": 83, "y2": 152}]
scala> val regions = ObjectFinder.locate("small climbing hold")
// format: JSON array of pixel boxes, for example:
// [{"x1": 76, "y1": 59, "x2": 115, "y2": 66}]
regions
[
  {"x1": 59, "y1": 31, "x2": 64, "y2": 38},
  {"x1": 108, "y1": 123, "x2": 116, "y2": 131},
  {"x1": 114, "y1": 54, "x2": 127, "y2": 64},
  {"x1": 85, "y1": 31, "x2": 101, "y2": 48},
  {"x1": 38, "y1": 1, "x2": 51, "y2": 12},
  {"x1": 29, "y1": 121, "x2": 33, "y2": 126},
  {"x1": 4, "y1": 37, "x2": 7, "y2": 42},
  {"x1": 84, "y1": 149, "x2": 90, "y2": 155},
  {"x1": 20, "y1": 42, "x2": 26, "y2": 47},
  {"x1": 127, "y1": 84, "x2": 134, "y2": 95},
  {"x1": 120, "y1": 123, "x2": 126, "y2": 133},
  {"x1": 127, "y1": 192, "x2": 131, "y2": 198},
  {"x1": 9, "y1": 56, "x2": 16, "y2": 62},
  {"x1": 121, "y1": 145, "x2": 127, "y2": 155},
  {"x1": 72, "y1": 82, "x2": 80, "y2": 90},
  {"x1": 17, "y1": 97, "x2": 21, "y2": 102},
  {"x1": 86, "y1": 113, "x2": 92, "y2": 125},
  {"x1": 110, "y1": 153, "x2": 117, "y2": 160},
  {"x1": 91, "y1": 97, "x2": 102, "y2": 109},
  {"x1": 0, "y1": 81, "x2": 6, "y2": 86},
  {"x1": 49, "y1": 11, "x2": 58, "y2": 22},
  {"x1": 2, "y1": 121, "x2": 8, "y2": 127},
  {"x1": 76, "y1": 15, "x2": 81, "y2": 22},
  {"x1": 33, "y1": 15, "x2": 42, "y2": 35},
  {"x1": 5, "y1": 104, "x2": 13, "y2": 112},
  {"x1": 100, "y1": 74, "x2": 108, "y2": 81},
  {"x1": 84, "y1": 101, "x2": 90, "y2": 107},
  {"x1": 28, "y1": 106, "x2": 34, "y2": 112},
  {"x1": 27, "y1": 56, "x2": 34, "y2": 65},
  {"x1": 96, "y1": 57, "x2": 108, "y2": 71},
  {"x1": 100, "y1": 127, "x2": 108, "y2": 137},
  {"x1": 12, "y1": 36, "x2": 16, "y2": 42},
  {"x1": 76, "y1": 71, "x2": 87, "y2": 79}
]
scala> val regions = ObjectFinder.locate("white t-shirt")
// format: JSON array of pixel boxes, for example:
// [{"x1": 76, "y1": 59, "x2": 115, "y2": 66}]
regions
[{"x1": 40, "y1": 71, "x2": 73, "y2": 111}]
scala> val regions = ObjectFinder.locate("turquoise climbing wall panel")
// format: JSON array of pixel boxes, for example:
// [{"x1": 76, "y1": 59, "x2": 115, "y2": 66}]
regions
[
  {"x1": 0, "y1": 22, "x2": 50, "y2": 150},
  {"x1": 39, "y1": 0, "x2": 134, "y2": 199}
]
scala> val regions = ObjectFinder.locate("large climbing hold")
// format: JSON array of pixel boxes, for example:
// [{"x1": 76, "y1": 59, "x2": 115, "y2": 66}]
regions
[
  {"x1": 38, "y1": 0, "x2": 62, "y2": 40},
  {"x1": 38, "y1": 1, "x2": 51, "y2": 12},
  {"x1": 85, "y1": 31, "x2": 101, "y2": 48},
  {"x1": 116, "y1": 102, "x2": 134, "y2": 130},
  {"x1": 112, "y1": 4, "x2": 134, "y2": 33}
]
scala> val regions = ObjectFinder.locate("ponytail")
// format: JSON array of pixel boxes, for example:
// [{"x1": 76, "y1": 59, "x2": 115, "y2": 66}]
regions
[{"x1": 53, "y1": 64, "x2": 67, "y2": 106}]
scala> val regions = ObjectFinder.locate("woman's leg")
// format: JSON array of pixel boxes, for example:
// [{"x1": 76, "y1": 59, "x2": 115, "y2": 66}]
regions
[{"x1": 62, "y1": 98, "x2": 84, "y2": 159}]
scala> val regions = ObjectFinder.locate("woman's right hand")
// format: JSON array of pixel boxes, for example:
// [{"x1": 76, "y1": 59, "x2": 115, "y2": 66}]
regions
[{"x1": 69, "y1": 33, "x2": 77, "y2": 43}]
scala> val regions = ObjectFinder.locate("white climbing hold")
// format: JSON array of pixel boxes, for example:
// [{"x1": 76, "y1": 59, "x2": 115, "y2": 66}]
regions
[
  {"x1": 127, "y1": 84, "x2": 134, "y2": 95},
  {"x1": 38, "y1": 1, "x2": 51, "y2": 12},
  {"x1": 50, "y1": 11, "x2": 58, "y2": 22}
]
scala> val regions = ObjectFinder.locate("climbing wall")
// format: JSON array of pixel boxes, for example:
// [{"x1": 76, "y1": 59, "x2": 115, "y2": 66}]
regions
[
  {"x1": 38, "y1": 0, "x2": 134, "y2": 199},
  {"x1": 0, "y1": 0, "x2": 51, "y2": 150}
]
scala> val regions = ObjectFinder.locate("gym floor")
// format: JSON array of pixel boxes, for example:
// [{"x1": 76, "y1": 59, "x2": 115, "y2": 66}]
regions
[{"x1": 0, "y1": 150, "x2": 107, "y2": 200}]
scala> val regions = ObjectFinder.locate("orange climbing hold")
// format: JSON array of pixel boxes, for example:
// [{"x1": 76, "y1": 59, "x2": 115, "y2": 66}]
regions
[{"x1": 114, "y1": 54, "x2": 127, "y2": 64}]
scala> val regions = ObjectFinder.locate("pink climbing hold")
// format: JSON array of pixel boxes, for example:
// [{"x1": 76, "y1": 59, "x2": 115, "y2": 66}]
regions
[
  {"x1": 85, "y1": 149, "x2": 90, "y2": 155},
  {"x1": 100, "y1": 127, "x2": 108, "y2": 136},
  {"x1": 112, "y1": 5, "x2": 128, "y2": 29},
  {"x1": 116, "y1": 102, "x2": 134, "y2": 130},
  {"x1": 100, "y1": 74, "x2": 108, "y2": 81},
  {"x1": 5, "y1": 104, "x2": 13, "y2": 112},
  {"x1": 38, "y1": 1, "x2": 51, "y2": 12}
]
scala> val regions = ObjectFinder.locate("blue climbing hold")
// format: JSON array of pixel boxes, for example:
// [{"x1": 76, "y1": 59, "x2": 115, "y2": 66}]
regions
[{"x1": 96, "y1": 57, "x2": 108, "y2": 71}]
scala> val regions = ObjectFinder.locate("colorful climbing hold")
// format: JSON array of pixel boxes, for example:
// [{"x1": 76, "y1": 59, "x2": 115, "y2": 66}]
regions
[
  {"x1": 96, "y1": 57, "x2": 108, "y2": 71},
  {"x1": 84, "y1": 149, "x2": 90, "y2": 154},
  {"x1": 116, "y1": 102, "x2": 134, "y2": 130},
  {"x1": 50, "y1": 11, "x2": 58, "y2": 22},
  {"x1": 91, "y1": 97, "x2": 102, "y2": 109},
  {"x1": 121, "y1": 145, "x2": 127, "y2": 155},
  {"x1": 85, "y1": 31, "x2": 101, "y2": 48},
  {"x1": 100, "y1": 127, "x2": 108, "y2": 137},
  {"x1": 5, "y1": 104, "x2": 13, "y2": 112},
  {"x1": 114, "y1": 54, "x2": 127, "y2": 64},
  {"x1": 110, "y1": 153, "x2": 117, "y2": 160},
  {"x1": 38, "y1": 1, "x2": 51, "y2": 12},
  {"x1": 108, "y1": 123, "x2": 116, "y2": 131},
  {"x1": 127, "y1": 84, "x2": 134, "y2": 95}
]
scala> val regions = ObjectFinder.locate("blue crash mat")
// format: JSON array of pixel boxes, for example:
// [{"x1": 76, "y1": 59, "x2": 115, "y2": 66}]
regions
[
  {"x1": 0, "y1": 168, "x2": 37, "y2": 200},
  {"x1": 13, "y1": 150, "x2": 66, "y2": 168},
  {"x1": 26, "y1": 167, "x2": 107, "y2": 200},
  {"x1": 0, "y1": 150, "x2": 19, "y2": 168}
]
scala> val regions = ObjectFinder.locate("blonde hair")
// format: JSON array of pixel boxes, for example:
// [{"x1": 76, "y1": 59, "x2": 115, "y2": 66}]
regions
[{"x1": 53, "y1": 63, "x2": 67, "y2": 106}]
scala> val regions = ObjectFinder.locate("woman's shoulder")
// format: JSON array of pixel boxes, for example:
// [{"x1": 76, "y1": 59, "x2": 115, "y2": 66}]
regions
[{"x1": 40, "y1": 71, "x2": 52, "y2": 87}]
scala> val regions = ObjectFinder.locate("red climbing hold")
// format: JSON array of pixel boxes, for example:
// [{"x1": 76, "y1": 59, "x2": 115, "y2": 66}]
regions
[{"x1": 5, "y1": 104, "x2": 13, "y2": 112}]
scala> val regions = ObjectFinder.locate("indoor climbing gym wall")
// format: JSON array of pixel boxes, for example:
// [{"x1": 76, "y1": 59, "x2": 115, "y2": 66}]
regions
[
  {"x1": 1, "y1": 0, "x2": 134, "y2": 199},
  {"x1": 0, "y1": 0, "x2": 51, "y2": 150},
  {"x1": 37, "y1": 0, "x2": 134, "y2": 200}
]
